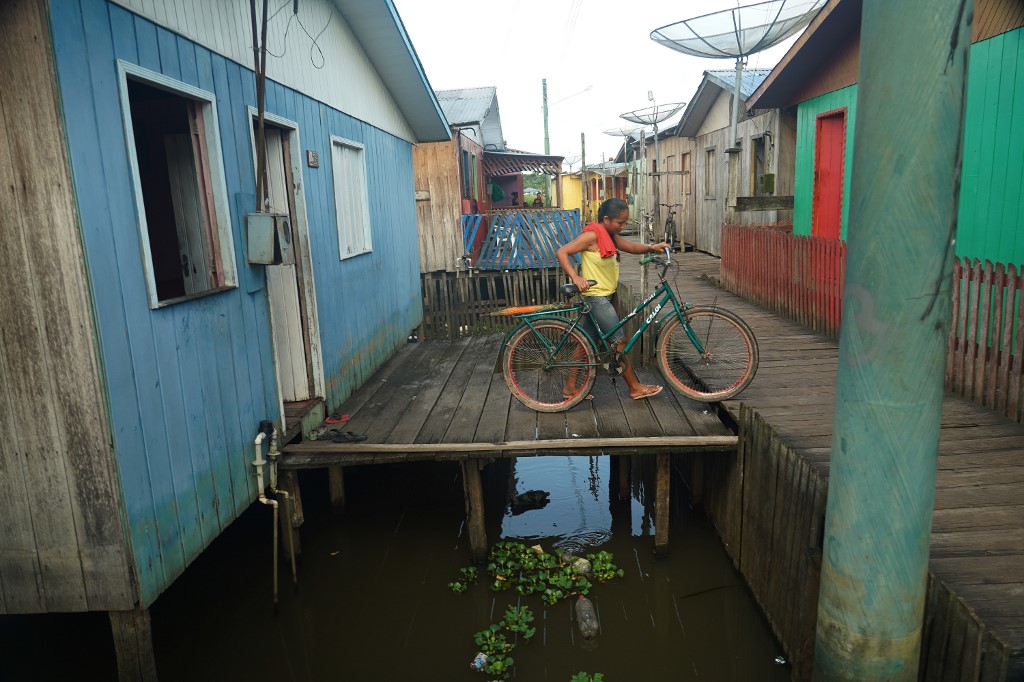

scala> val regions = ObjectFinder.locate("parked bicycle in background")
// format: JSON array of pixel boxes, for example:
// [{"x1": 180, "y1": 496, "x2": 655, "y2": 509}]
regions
[{"x1": 659, "y1": 203, "x2": 681, "y2": 249}]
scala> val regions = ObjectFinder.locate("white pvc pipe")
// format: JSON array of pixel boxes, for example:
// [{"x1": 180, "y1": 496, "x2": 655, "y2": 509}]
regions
[{"x1": 254, "y1": 431, "x2": 279, "y2": 605}]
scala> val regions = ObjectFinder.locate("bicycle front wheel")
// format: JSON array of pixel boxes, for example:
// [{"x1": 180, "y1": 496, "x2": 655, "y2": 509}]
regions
[
  {"x1": 502, "y1": 320, "x2": 597, "y2": 412},
  {"x1": 657, "y1": 306, "x2": 758, "y2": 401}
]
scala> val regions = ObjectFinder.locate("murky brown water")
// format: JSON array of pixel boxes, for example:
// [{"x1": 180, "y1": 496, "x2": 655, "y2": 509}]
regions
[{"x1": 1, "y1": 454, "x2": 790, "y2": 681}]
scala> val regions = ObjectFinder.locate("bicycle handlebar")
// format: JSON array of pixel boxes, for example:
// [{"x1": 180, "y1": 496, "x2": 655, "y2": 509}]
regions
[{"x1": 640, "y1": 246, "x2": 673, "y2": 270}]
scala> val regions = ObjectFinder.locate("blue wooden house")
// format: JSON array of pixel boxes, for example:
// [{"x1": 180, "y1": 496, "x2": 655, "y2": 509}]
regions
[{"x1": 0, "y1": 0, "x2": 447, "y2": 675}]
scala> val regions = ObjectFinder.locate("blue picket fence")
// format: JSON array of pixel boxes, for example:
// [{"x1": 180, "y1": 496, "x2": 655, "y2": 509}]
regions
[{"x1": 462, "y1": 209, "x2": 583, "y2": 270}]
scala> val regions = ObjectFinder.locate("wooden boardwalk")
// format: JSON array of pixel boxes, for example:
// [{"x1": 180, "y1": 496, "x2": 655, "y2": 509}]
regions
[
  {"x1": 620, "y1": 250, "x2": 1023, "y2": 679},
  {"x1": 282, "y1": 333, "x2": 735, "y2": 467}
]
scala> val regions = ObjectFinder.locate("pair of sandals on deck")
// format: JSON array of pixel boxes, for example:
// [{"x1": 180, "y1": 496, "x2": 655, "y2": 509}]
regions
[
  {"x1": 564, "y1": 384, "x2": 664, "y2": 402},
  {"x1": 307, "y1": 426, "x2": 367, "y2": 442}
]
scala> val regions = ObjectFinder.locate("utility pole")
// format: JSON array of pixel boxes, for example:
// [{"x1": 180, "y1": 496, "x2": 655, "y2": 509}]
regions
[
  {"x1": 580, "y1": 132, "x2": 588, "y2": 223},
  {"x1": 813, "y1": 0, "x2": 974, "y2": 679},
  {"x1": 543, "y1": 79, "x2": 551, "y2": 207}
]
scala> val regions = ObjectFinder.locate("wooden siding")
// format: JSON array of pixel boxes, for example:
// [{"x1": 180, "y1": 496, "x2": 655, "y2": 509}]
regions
[
  {"x1": 0, "y1": 0, "x2": 134, "y2": 614},
  {"x1": 689, "y1": 109, "x2": 789, "y2": 256},
  {"x1": 956, "y1": 27, "x2": 1024, "y2": 264},
  {"x1": 793, "y1": 86, "x2": 858, "y2": 238},
  {"x1": 109, "y1": 0, "x2": 417, "y2": 143},
  {"x1": 790, "y1": 31, "x2": 860, "y2": 105},
  {"x1": 413, "y1": 139, "x2": 462, "y2": 273},
  {"x1": 974, "y1": 0, "x2": 1024, "y2": 42},
  {"x1": 51, "y1": 0, "x2": 422, "y2": 606}
]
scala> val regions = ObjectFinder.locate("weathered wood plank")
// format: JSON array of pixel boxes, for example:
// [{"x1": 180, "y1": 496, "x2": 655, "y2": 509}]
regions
[{"x1": 440, "y1": 335, "x2": 506, "y2": 443}]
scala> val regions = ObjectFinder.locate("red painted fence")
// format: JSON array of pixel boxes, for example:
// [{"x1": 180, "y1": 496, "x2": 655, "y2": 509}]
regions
[
  {"x1": 947, "y1": 258, "x2": 1024, "y2": 422},
  {"x1": 722, "y1": 225, "x2": 1024, "y2": 424},
  {"x1": 721, "y1": 224, "x2": 846, "y2": 339}
]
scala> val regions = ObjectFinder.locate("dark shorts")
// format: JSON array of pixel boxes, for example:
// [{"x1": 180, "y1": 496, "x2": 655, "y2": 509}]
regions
[{"x1": 580, "y1": 294, "x2": 624, "y2": 345}]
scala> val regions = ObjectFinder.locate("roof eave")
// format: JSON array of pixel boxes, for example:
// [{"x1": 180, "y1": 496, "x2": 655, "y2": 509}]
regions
[
  {"x1": 334, "y1": 0, "x2": 451, "y2": 142},
  {"x1": 746, "y1": 0, "x2": 861, "y2": 110}
]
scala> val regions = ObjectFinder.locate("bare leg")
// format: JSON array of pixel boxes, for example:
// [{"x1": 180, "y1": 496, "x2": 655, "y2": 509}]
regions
[{"x1": 615, "y1": 338, "x2": 663, "y2": 400}]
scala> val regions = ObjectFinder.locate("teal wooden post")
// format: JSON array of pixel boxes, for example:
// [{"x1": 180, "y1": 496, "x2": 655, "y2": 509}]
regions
[{"x1": 812, "y1": 1, "x2": 974, "y2": 679}]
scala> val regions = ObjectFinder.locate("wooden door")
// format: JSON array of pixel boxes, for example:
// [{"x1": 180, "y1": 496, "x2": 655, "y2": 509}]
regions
[
  {"x1": 263, "y1": 127, "x2": 313, "y2": 401},
  {"x1": 812, "y1": 109, "x2": 846, "y2": 240}
]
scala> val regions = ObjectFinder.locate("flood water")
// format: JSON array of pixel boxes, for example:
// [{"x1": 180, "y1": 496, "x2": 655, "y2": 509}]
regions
[{"x1": 1, "y1": 454, "x2": 790, "y2": 681}]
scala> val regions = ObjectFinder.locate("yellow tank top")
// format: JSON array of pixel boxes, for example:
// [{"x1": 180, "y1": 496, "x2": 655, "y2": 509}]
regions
[{"x1": 580, "y1": 250, "x2": 619, "y2": 297}]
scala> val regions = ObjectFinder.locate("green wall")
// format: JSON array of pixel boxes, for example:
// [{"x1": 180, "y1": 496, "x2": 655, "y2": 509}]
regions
[
  {"x1": 791, "y1": 28, "x2": 1023, "y2": 263},
  {"x1": 956, "y1": 28, "x2": 1024, "y2": 265},
  {"x1": 793, "y1": 85, "x2": 859, "y2": 238}
]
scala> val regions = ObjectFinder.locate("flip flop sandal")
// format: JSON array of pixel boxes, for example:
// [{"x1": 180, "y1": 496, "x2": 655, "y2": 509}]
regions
[
  {"x1": 307, "y1": 426, "x2": 329, "y2": 440},
  {"x1": 631, "y1": 385, "x2": 663, "y2": 400},
  {"x1": 324, "y1": 413, "x2": 350, "y2": 424},
  {"x1": 331, "y1": 431, "x2": 368, "y2": 443}
]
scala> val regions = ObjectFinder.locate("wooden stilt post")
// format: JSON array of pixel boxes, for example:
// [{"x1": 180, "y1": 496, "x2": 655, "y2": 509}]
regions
[
  {"x1": 110, "y1": 609, "x2": 158, "y2": 682},
  {"x1": 280, "y1": 470, "x2": 303, "y2": 558},
  {"x1": 654, "y1": 453, "x2": 670, "y2": 557},
  {"x1": 461, "y1": 458, "x2": 487, "y2": 562},
  {"x1": 328, "y1": 465, "x2": 346, "y2": 515}
]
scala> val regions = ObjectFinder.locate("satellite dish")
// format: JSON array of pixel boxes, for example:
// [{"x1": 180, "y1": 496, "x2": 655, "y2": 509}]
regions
[
  {"x1": 619, "y1": 102, "x2": 685, "y2": 127},
  {"x1": 650, "y1": 0, "x2": 826, "y2": 145}
]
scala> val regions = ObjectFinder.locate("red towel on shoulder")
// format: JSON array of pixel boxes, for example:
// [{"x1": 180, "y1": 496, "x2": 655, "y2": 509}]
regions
[{"x1": 583, "y1": 222, "x2": 617, "y2": 258}]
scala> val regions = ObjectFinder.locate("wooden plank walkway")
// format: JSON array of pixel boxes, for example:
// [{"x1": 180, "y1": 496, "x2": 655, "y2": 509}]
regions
[
  {"x1": 620, "y1": 250, "x2": 1023, "y2": 678},
  {"x1": 282, "y1": 332, "x2": 735, "y2": 468}
]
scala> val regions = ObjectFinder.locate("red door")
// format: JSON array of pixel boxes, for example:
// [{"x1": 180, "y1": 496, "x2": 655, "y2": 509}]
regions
[{"x1": 812, "y1": 109, "x2": 846, "y2": 239}]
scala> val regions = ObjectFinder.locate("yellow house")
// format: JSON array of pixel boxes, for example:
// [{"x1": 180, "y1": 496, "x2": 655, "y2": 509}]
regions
[{"x1": 559, "y1": 173, "x2": 583, "y2": 215}]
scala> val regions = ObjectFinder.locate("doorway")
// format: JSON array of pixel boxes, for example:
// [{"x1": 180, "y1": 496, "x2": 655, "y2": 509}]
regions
[
  {"x1": 811, "y1": 109, "x2": 847, "y2": 240},
  {"x1": 249, "y1": 112, "x2": 323, "y2": 412}
]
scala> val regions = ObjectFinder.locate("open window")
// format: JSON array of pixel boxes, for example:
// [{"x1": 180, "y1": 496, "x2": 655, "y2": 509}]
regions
[
  {"x1": 330, "y1": 135, "x2": 372, "y2": 259},
  {"x1": 117, "y1": 62, "x2": 237, "y2": 308}
]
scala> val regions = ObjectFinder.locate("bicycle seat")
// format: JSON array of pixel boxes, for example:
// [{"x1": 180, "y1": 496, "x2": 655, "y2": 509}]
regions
[{"x1": 561, "y1": 280, "x2": 598, "y2": 296}]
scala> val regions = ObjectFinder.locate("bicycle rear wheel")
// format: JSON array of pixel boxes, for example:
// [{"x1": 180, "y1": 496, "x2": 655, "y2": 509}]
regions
[
  {"x1": 502, "y1": 319, "x2": 597, "y2": 412},
  {"x1": 657, "y1": 306, "x2": 758, "y2": 401}
]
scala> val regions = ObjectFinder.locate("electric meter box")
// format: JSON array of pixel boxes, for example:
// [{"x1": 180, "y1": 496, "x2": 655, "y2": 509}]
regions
[{"x1": 246, "y1": 213, "x2": 294, "y2": 265}]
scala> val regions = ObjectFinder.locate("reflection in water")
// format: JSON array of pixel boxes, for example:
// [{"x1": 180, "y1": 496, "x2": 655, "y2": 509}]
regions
[{"x1": 1, "y1": 455, "x2": 790, "y2": 681}]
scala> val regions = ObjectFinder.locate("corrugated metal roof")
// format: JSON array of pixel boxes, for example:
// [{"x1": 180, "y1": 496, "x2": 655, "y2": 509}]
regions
[
  {"x1": 704, "y1": 69, "x2": 772, "y2": 99},
  {"x1": 435, "y1": 87, "x2": 498, "y2": 125},
  {"x1": 674, "y1": 69, "x2": 771, "y2": 138}
]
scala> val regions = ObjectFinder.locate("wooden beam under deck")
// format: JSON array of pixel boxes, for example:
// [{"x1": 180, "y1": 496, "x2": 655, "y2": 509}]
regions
[{"x1": 280, "y1": 435, "x2": 737, "y2": 468}]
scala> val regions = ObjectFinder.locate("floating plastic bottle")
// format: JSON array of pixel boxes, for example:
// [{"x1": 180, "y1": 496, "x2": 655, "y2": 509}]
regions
[{"x1": 575, "y1": 595, "x2": 599, "y2": 639}]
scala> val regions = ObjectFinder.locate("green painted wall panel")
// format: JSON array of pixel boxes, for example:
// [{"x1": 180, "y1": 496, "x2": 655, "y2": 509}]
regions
[
  {"x1": 957, "y1": 28, "x2": 1024, "y2": 265},
  {"x1": 793, "y1": 86, "x2": 859, "y2": 237}
]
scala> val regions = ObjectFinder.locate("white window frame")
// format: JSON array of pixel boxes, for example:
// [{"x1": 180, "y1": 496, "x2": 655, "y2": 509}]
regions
[
  {"x1": 330, "y1": 135, "x2": 372, "y2": 260},
  {"x1": 116, "y1": 60, "x2": 238, "y2": 309}
]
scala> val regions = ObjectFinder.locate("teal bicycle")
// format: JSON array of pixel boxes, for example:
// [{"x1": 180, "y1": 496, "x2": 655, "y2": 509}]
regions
[{"x1": 495, "y1": 250, "x2": 758, "y2": 412}]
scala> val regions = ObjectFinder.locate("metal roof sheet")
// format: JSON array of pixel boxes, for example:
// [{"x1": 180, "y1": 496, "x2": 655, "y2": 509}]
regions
[
  {"x1": 674, "y1": 69, "x2": 771, "y2": 138},
  {"x1": 435, "y1": 87, "x2": 498, "y2": 125}
]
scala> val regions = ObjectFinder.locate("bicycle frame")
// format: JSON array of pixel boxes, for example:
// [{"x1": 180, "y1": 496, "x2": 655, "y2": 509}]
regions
[{"x1": 509, "y1": 278, "x2": 707, "y2": 370}]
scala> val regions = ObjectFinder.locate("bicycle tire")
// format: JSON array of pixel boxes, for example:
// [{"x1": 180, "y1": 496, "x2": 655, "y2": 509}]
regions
[
  {"x1": 656, "y1": 306, "x2": 758, "y2": 402},
  {"x1": 502, "y1": 319, "x2": 597, "y2": 412},
  {"x1": 664, "y1": 219, "x2": 677, "y2": 247}
]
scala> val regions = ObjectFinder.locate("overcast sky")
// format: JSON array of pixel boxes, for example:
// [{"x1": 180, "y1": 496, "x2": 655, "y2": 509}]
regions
[{"x1": 391, "y1": 0, "x2": 803, "y2": 164}]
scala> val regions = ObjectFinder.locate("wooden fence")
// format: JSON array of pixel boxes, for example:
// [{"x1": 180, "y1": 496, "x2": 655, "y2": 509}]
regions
[
  {"x1": 419, "y1": 268, "x2": 566, "y2": 341},
  {"x1": 419, "y1": 268, "x2": 652, "y2": 364},
  {"x1": 947, "y1": 257, "x2": 1024, "y2": 423},
  {"x1": 722, "y1": 225, "x2": 1024, "y2": 425},
  {"x1": 462, "y1": 209, "x2": 582, "y2": 270},
  {"x1": 721, "y1": 224, "x2": 845, "y2": 339}
]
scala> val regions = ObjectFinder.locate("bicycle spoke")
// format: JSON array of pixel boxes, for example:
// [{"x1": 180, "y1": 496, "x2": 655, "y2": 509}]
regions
[{"x1": 503, "y1": 320, "x2": 597, "y2": 412}]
